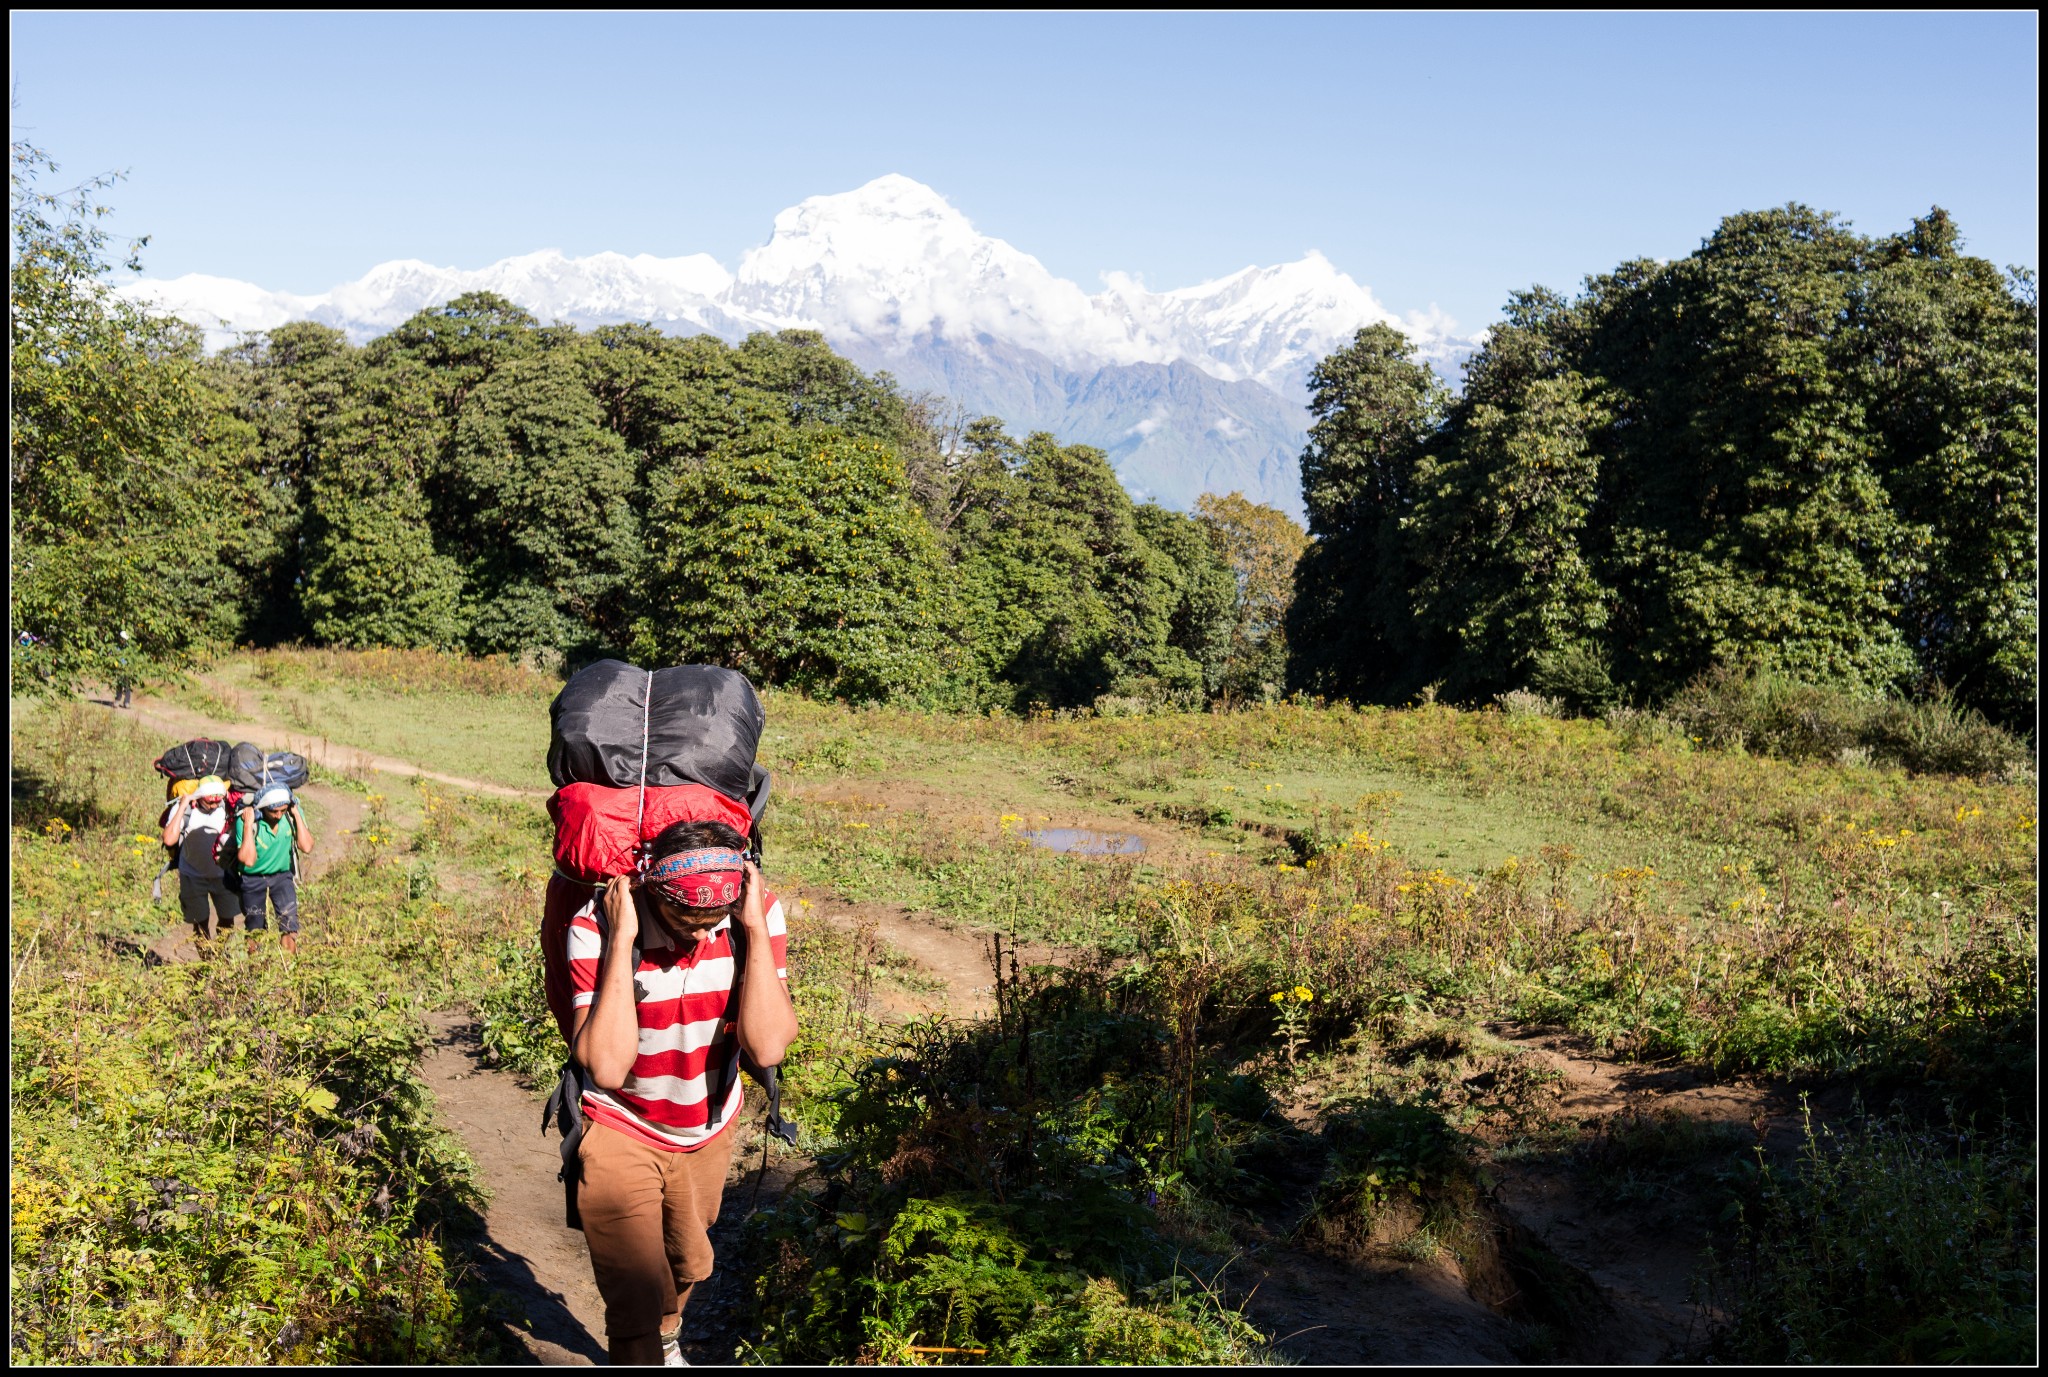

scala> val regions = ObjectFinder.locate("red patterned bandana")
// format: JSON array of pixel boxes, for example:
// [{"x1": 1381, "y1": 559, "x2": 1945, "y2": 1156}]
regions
[{"x1": 646, "y1": 847, "x2": 746, "y2": 908}]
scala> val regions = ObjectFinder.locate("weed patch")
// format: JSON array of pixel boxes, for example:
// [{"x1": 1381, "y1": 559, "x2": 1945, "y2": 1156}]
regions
[{"x1": 1706, "y1": 1108, "x2": 2036, "y2": 1364}]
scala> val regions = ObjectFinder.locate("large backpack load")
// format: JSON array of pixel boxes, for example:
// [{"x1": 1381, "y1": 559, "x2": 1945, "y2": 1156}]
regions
[
  {"x1": 539, "y1": 660, "x2": 790, "y2": 1218},
  {"x1": 549, "y1": 782, "x2": 753, "y2": 885},
  {"x1": 226, "y1": 742, "x2": 311, "y2": 795},
  {"x1": 154, "y1": 739, "x2": 234, "y2": 782},
  {"x1": 150, "y1": 778, "x2": 248, "y2": 902},
  {"x1": 548, "y1": 661, "x2": 765, "y2": 800}
]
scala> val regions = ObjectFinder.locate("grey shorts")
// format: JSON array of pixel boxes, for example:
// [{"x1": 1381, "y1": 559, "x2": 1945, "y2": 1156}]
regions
[{"x1": 239, "y1": 871, "x2": 300, "y2": 934}]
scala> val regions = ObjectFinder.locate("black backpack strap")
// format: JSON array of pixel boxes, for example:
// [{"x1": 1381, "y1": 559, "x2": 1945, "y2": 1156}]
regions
[
  {"x1": 754, "y1": 1056, "x2": 798, "y2": 1148},
  {"x1": 543, "y1": 1058, "x2": 590, "y2": 1231}
]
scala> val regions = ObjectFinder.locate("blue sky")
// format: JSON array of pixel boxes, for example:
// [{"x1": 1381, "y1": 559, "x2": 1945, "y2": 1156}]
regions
[{"x1": 10, "y1": 12, "x2": 2037, "y2": 331}]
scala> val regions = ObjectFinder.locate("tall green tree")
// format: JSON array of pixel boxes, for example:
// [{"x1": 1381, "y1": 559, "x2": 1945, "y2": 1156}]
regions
[
  {"x1": 298, "y1": 362, "x2": 465, "y2": 649},
  {"x1": 1194, "y1": 491, "x2": 1308, "y2": 702},
  {"x1": 1132, "y1": 503, "x2": 1237, "y2": 700},
  {"x1": 634, "y1": 428, "x2": 952, "y2": 702},
  {"x1": 733, "y1": 329, "x2": 929, "y2": 451},
  {"x1": 1849, "y1": 215, "x2": 2037, "y2": 727},
  {"x1": 1584, "y1": 207, "x2": 1920, "y2": 700},
  {"x1": 9, "y1": 139, "x2": 252, "y2": 695},
  {"x1": 365, "y1": 291, "x2": 540, "y2": 417},
  {"x1": 947, "y1": 427, "x2": 1209, "y2": 710},
  {"x1": 203, "y1": 322, "x2": 362, "y2": 645},
  {"x1": 439, "y1": 349, "x2": 641, "y2": 656},
  {"x1": 1287, "y1": 324, "x2": 1448, "y2": 701},
  {"x1": 1403, "y1": 290, "x2": 1616, "y2": 703}
]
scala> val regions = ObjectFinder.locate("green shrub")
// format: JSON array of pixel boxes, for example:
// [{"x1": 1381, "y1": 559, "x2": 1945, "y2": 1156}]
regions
[
  {"x1": 1667, "y1": 664, "x2": 1870, "y2": 761},
  {"x1": 1530, "y1": 642, "x2": 1622, "y2": 714},
  {"x1": 10, "y1": 960, "x2": 508, "y2": 1365},
  {"x1": 1862, "y1": 686, "x2": 2029, "y2": 778},
  {"x1": 1708, "y1": 1110, "x2": 2036, "y2": 1364},
  {"x1": 742, "y1": 973, "x2": 1275, "y2": 1364},
  {"x1": 1667, "y1": 663, "x2": 2026, "y2": 776},
  {"x1": 474, "y1": 930, "x2": 563, "y2": 1085},
  {"x1": 1297, "y1": 1097, "x2": 1485, "y2": 1263},
  {"x1": 9, "y1": 697, "x2": 520, "y2": 1365}
]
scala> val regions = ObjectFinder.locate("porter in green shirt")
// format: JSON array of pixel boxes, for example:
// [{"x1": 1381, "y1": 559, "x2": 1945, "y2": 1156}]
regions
[
  {"x1": 234, "y1": 813, "x2": 297, "y2": 874},
  {"x1": 235, "y1": 789, "x2": 314, "y2": 954}
]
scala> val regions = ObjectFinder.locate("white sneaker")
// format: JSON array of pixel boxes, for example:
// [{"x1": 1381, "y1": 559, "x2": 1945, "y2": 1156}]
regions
[{"x1": 662, "y1": 1330, "x2": 689, "y2": 1366}]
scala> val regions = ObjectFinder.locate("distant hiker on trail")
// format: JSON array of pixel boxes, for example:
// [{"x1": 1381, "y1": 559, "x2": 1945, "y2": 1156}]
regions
[
  {"x1": 113, "y1": 629, "x2": 134, "y2": 709},
  {"x1": 563, "y1": 819, "x2": 797, "y2": 1367},
  {"x1": 162, "y1": 776, "x2": 237, "y2": 942},
  {"x1": 236, "y1": 785, "x2": 312, "y2": 956}
]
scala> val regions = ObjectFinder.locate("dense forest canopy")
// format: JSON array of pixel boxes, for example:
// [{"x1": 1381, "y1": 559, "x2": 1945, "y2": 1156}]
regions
[
  {"x1": 1292, "y1": 206, "x2": 2037, "y2": 732},
  {"x1": 11, "y1": 140, "x2": 2036, "y2": 734}
]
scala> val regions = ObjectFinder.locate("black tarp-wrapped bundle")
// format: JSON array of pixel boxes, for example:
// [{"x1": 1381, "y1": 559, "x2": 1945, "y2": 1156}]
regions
[
  {"x1": 154, "y1": 739, "x2": 234, "y2": 781},
  {"x1": 226, "y1": 745, "x2": 311, "y2": 794},
  {"x1": 548, "y1": 661, "x2": 769, "y2": 816}
]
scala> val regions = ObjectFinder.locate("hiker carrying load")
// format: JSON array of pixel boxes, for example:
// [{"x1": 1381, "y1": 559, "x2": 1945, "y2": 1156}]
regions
[
  {"x1": 153, "y1": 738, "x2": 315, "y2": 946},
  {"x1": 236, "y1": 785, "x2": 313, "y2": 956},
  {"x1": 538, "y1": 661, "x2": 798, "y2": 1367},
  {"x1": 161, "y1": 776, "x2": 238, "y2": 942}
]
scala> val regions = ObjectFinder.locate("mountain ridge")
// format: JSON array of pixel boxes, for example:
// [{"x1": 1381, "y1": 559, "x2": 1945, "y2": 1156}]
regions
[{"x1": 121, "y1": 174, "x2": 1480, "y2": 516}]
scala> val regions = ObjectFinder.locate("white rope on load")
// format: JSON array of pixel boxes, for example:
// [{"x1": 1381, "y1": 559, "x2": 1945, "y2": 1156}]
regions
[{"x1": 634, "y1": 668, "x2": 652, "y2": 873}]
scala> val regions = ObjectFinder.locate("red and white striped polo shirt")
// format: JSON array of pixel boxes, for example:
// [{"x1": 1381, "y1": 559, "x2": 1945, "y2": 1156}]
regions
[{"x1": 566, "y1": 892, "x2": 789, "y2": 1152}]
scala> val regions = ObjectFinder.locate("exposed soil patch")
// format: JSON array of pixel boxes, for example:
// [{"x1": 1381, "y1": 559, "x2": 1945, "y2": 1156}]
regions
[
  {"x1": 1495, "y1": 1024, "x2": 1798, "y2": 1148},
  {"x1": 1235, "y1": 1243, "x2": 1521, "y2": 1364},
  {"x1": 1470, "y1": 1024, "x2": 1840, "y2": 1361},
  {"x1": 775, "y1": 880, "x2": 1068, "y2": 1021}
]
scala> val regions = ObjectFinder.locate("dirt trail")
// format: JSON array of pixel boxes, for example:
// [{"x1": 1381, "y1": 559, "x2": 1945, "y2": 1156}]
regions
[
  {"x1": 117, "y1": 690, "x2": 546, "y2": 799},
  {"x1": 419, "y1": 1011, "x2": 608, "y2": 1365},
  {"x1": 1237, "y1": 1245, "x2": 1520, "y2": 1364},
  {"x1": 1480, "y1": 1025, "x2": 1819, "y2": 1360},
  {"x1": 778, "y1": 883, "x2": 1069, "y2": 1021}
]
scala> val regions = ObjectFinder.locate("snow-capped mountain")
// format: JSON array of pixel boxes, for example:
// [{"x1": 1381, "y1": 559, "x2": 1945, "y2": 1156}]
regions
[{"x1": 121, "y1": 175, "x2": 1479, "y2": 516}]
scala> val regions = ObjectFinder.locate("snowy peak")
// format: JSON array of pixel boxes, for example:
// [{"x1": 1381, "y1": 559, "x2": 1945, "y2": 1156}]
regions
[
  {"x1": 122, "y1": 173, "x2": 1472, "y2": 394},
  {"x1": 730, "y1": 175, "x2": 1158, "y2": 369},
  {"x1": 117, "y1": 175, "x2": 1485, "y2": 515}
]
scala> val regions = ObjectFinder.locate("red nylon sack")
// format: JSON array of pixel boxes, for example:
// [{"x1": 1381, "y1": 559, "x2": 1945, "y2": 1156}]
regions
[
  {"x1": 541, "y1": 781, "x2": 753, "y2": 1040},
  {"x1": 547, "y1": 781, "x2": 752, "y2": 886}
]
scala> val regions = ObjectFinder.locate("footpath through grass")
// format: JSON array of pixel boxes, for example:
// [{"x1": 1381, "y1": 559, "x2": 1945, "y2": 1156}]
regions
[{"x1": 19, "y1": 648, "x2": 2038, "y2": 1365}]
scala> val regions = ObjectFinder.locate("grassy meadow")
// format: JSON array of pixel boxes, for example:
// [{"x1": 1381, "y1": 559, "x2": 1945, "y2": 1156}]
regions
[{"x1": 10, "y1": 647, "x2": 2037, "y2": 1364}]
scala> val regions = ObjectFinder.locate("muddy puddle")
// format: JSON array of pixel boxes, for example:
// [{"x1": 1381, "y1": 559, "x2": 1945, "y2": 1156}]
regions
[{"x1": 1023, "y1": 827, "x2": 1146, "y2": 854}]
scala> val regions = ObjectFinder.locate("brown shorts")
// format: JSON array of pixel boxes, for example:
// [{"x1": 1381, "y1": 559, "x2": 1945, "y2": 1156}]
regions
[{"x1": 575, "y1": 1118, "x2": 734, "y2": 1365}]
